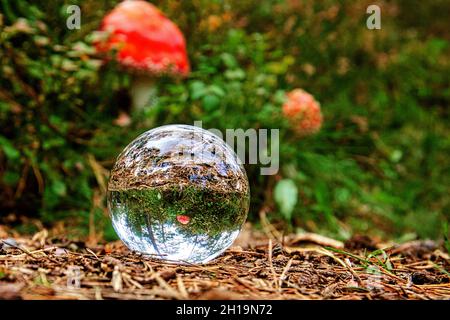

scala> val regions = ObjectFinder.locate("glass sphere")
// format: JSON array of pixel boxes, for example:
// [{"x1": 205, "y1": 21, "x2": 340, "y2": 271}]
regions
[{"x1": 107, "y1": 124, "x2": 250, "y2": 264}]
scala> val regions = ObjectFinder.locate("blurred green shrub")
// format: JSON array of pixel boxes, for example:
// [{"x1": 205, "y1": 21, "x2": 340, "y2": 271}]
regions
[{"x1": 0, "y1": 0, "x2": 449, "y2": 240}]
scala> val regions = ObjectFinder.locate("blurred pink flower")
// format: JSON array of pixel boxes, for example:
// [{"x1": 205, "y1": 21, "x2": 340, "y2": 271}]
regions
[
  {"x1": 282, "y1": 89, "x2": 323, "y2": 136},
  {"x1": 113, "y1": 111, "x2": 131, "y2": 127}
]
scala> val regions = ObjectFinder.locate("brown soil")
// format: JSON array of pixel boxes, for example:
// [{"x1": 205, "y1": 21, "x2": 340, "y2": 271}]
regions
[{"x1": 0, "y1": 225, "x2": 449, "y2": 300}]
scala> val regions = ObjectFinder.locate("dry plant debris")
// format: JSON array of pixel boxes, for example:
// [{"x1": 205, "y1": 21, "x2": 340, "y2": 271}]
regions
[{"x1": 0, "y1": 227, "x2": 449, "y2": 300}]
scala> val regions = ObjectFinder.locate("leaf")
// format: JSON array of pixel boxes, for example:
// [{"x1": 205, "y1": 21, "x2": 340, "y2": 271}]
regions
[
  {"x1": 444, "y1": 222, "x2": 450, "y2": 254},
  {"x1": 208, "y1": 85, "x2": 225, "y2": 97},
  {"x1": 202, "y1": 95, "x2": 220, "y2": 111},
  {"x1": 51, "y1": 180, "x2": 67, "y2": 197},
  {"x1": 2, "y1": 171, "x2": 20, "y2": 186},
  {"x1": 274, "y1": 179, "x2": 298, "y2": 220},
  {"x1": 190, "y1": 81, "x2": 206, "y2": 100},
  {"x1": 220, "y1": 52, "x2": 238, "y2": 68},
  {"x1": 43, "y1": 136, "x2": 65, "y2": 150},
  {"x1": 224, "y1": 69, "x2": 245, "y2": 80},
  {"x1": 335, "y1": 188, "x2": 350, "y2": 204},
  {"x1": 0, "y1": 136, "x2": 20, "y2": 160}
]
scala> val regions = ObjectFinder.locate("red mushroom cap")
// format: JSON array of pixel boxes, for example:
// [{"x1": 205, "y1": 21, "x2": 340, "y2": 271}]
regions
[
  {"x1": 98, "y1": 0, "x2": 190, "y2": 76},
  {"x1": 282, "y1": 89, "x2": 323, "y2": 136},
  {"x1": 176, "y1": 215, "x2": 190, "y2": 225}
]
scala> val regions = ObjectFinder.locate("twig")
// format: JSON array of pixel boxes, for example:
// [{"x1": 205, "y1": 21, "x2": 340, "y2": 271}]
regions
[
  {"x1": 1, "y1": 240, "x2": 36, "y2": 259},
  {"x1": 176, "y1": 275, "x2": 189, "y2": 299},
  {"x1": 278, "y1": 257, "x2": 293, "y2": 289},
  {"x1": 268, "y1": 239, "x2": 279, "y2": 289},
  {"x1": 319, "y1": 248, "x2": 362, "y2": 285},
  {"x1": 86, "y1": 248, "x2": 100, "y2": 261}
]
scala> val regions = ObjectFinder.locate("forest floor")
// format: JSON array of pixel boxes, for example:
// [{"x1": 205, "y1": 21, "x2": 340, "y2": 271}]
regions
[{"x1": 0, "y1": 224, "x2": 449, "y2": 300}]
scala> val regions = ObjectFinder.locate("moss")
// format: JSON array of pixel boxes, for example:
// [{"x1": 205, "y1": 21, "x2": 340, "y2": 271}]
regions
[{"x1": 108, "y1": 184, "x2": 249, "y2": 237}]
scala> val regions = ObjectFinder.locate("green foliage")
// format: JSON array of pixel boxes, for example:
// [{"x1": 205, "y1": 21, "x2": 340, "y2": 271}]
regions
[
  {"x1": 444, "y1": 222, "x2": 450, "y2": 254},
  {"x1": 0, "y1": 0, "x2": 449, "y2": 240},
  {"x1": 109, "y1": 185, "x2": 249, "y2": 237}
]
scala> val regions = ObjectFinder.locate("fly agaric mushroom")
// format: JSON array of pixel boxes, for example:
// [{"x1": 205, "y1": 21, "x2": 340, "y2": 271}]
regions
[
  {"x1": 97, "y1": 0, "x2": 190, "y2": 111},
  {"x1": 282, "y1": 88, "x2": 323, "y2": 136},
  {"x1": 176, "y1": 215, "x2": 190, "y2": 225}
]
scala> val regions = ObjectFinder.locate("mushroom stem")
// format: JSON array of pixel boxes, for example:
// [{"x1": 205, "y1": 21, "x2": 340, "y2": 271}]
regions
[{"x1": 130, "y1": 75, "x2": 156, "y2": 112}]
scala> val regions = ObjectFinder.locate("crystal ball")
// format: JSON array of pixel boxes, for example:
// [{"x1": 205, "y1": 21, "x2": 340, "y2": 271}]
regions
[{"x1": 107, "y1": 124, "x2": 250, "y2": 264}]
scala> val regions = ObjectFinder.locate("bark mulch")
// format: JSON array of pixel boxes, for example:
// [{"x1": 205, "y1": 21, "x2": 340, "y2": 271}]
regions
[{"x1": 0, "y1": 226, "x2": 449, "y2": 300}]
